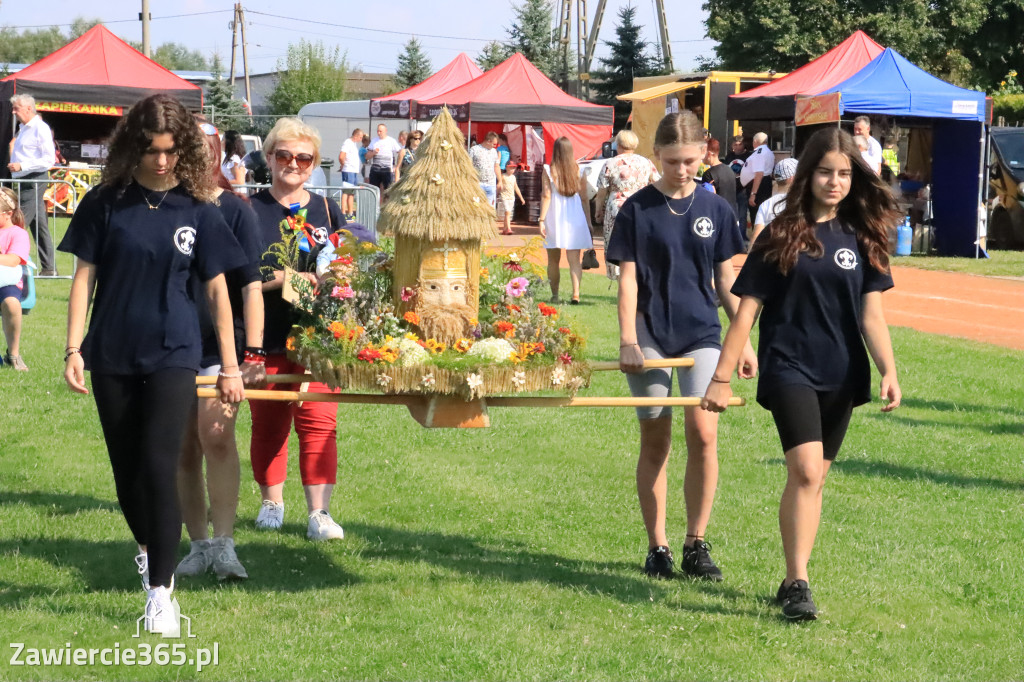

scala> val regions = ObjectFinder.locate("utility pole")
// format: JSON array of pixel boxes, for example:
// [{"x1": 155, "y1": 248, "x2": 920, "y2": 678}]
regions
[
  {"x1": 238, "y1": 4, "x2": 252, "y2": 109},
  {"x1": 140, "y1": 0, "x2": 151, "y2": 58},
  {"x1": 576, "y1": 0, "x2": 589, "y2": 99},
  {"x1": 229, "y1": 3, "x2": 240, "y2": 88}
]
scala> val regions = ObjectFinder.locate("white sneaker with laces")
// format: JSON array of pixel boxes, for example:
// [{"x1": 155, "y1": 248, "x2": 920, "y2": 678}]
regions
[
  {"x1": 144, "y1": 585, "x2": 176, "y2": 636},
  {"x1": 135, "y1": 549, "x2": 150, "y2": 590},
  {"x1": 175, "y1": 539, "x2": 213, "y2": 577},
  {"x1": 255, "y1": 500, "x2": 284, "y2": 530},
  {"x1": 211, "y1": 536, "x2": 248, "y2": 580},
  {"x1": 307, "y1": 510, "x2": 344, "y2": 541}
]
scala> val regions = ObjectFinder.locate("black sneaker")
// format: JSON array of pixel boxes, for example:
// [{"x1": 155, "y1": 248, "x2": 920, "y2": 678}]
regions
[
  {"x1": 779, "y1": 579, "x2": 818, "y2": 621},
  {"x1": 643, "y1": 545, "x2": 674, "y2": 579},
  {"x1": 681, "y1": 539, "x2": 723, "y2": 581}
]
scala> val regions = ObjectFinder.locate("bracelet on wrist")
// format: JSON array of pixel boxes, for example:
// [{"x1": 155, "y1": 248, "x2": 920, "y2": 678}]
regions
[
  {"x1": 620, "y1": 343, "x2": 640, "y2": 349},
  {"x1": 218, "y1": 370, "x2": 243, "y2": 379},
  {"x1": 710, "y1": 376, "x2": 731, "y2": 383},
  {"x1": 243, "y1": 346, "x2": 266, "y2": 357},
  {"x1": 64, "y1": 348, "x2": 82, "y2": 361},
  {"x1": 243, "y1": 350, "x2": 267, "y2": 365}
]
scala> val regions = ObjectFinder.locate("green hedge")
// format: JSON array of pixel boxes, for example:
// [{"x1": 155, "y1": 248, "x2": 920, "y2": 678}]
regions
[{"x1": 993, "y1": 94, "x2": 1024, "y2": 125}]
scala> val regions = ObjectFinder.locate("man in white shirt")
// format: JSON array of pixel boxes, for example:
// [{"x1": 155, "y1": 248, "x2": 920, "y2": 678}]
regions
[
  {"x1": 364, "y1": 123, "x2": 403, "y2": 199},
  {"x1": 468, "y1": 132, "x2": 503, "y2": 207},
  {"x1": 337, "y1": 128, "x2": 363, "y2": 218},
  {"x1": 7, "y1": 94, "x2": 57, "y2": 275},
  {"x1": 853, "y1": 116, "x2": 883, "y2": 174},
  {"x1": 751, "y1": 157, "x2": 798, "y2": 247},
  {"x1": 739, "y1": 131, "x2": 775, "y2": 227}
]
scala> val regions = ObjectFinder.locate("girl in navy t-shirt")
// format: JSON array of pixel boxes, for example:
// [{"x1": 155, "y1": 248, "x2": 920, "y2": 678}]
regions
[
  {"x1": 702, "y1": 127, "x2": 902, "y2": 621},
  {"x1": 606, "y1": 111, "x2": 757, "y2": 582},
  {"x1": 59, "y1": 95, "x2": 247, "y2": 635}
]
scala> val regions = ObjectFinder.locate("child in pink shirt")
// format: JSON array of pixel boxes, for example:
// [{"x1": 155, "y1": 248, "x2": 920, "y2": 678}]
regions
[{"x1": 0, "y1": 187, "x2": 31, "y2": 370}]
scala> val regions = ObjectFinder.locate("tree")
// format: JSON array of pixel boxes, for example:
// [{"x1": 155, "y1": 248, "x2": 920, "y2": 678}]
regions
[
  {"x1": 394, "y1": 37, "x2": 432, "y2": 90},
  {"x1": 268, "y1": 40, "x2": 350, "y2": 116},
  {"x1": 701, "y1": 0, "x2": 1007, "y2": 90},
  {"x1": 591, "y1": 5, "x2": 662, "y2": 129},
  {"x1": 0, "y1": 26, "x2": 65, "y2": 64},
  {"x1": 149, "y1": 42, "x2": 209, "y2": 71},
  {"x1": 204, "y1": 54, "x2": 251, "y2": 132},
  {"x1": 476, "y1": 41, "x2": 509, "y2": 71},
  {"x1": 504, "y1": 0, "x2": 558, "y2": 79}
]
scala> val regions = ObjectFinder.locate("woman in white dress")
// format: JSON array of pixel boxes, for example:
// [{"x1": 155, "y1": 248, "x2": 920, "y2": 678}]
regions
[{"x1": 539, "y1": 137, "x2": 594, "y2": 304}]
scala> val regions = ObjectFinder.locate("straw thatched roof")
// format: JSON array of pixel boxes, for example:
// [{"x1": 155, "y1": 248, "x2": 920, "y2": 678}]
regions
[{"x1": 378, "y1": 107, "x2": 498, "y2": 242}]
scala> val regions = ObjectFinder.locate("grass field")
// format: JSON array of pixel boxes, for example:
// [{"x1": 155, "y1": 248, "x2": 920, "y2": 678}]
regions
[
  {"x1": 894, "y1": 250, "x2": 1024, "y2": 277},
  {"x1": 2, "y1": 270, "x2": 1024, "y2": 681}
]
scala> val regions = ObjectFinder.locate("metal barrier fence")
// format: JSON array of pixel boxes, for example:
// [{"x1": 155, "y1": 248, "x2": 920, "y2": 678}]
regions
[
  {"x1": 239, "y1": 183, "x2": 381, "y2": 237},
  {"x1": 2, "y1": 176, "x2": 80, "y2": 279}
]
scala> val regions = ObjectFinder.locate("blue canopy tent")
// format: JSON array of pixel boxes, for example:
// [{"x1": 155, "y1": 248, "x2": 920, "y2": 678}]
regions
[{"x1": 819, "y1": 48, "x2": 989, "y2": 257}]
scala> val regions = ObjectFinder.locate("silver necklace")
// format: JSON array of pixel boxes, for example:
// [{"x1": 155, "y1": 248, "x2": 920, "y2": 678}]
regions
[
  {"x1": 661, "y1": 188, "x2": 697, "y2": 218},
  {"x1": 138, "y1": 183, "x2": 170, "y2": 210}
]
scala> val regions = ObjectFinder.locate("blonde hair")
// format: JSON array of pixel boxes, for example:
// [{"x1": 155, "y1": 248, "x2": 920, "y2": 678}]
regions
[
  {"x1": 614, "y1": 129, "x2": 638, "y2": 151},
  {"x1": 0, "y1": 187, "x2": 25, "y2": 227},
  {"x1": 264, "y1": 117, "x2": 323, "y2": 166}
]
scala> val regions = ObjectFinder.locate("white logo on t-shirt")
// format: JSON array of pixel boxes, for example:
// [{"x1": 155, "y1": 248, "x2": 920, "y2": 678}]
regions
[
  {"x1": 310, "y1": 226, "x2": 329, "y2": 244},
  {"x1": 174, "y1": 226, "x2": 196, "y2": 256},
  {"x1": 693, "y1": 216, "x2": 715, "y2": 239},
  {"x1": 834, "y1": 248, "x2": 858, "y2": 270}
]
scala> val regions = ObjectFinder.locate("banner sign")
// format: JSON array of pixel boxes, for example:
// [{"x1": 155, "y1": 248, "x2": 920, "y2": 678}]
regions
[
  {"x1": 370, "y1": 99, "x2": 411, "y2": 118},
  {"x1": 415, "y1": 103, "x2": 469, "y2": 121},
  {"x1": 794, "y1": 93, "x2": 841, "y2": 126},
  {"x1": 37, "y1": 101, "x2": 123, "y2": 116}
]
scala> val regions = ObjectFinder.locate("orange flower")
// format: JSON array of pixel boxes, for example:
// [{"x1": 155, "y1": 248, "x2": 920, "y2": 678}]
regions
[
  {"x1": 454, "y1": 338, "x2": 473, "y2": 353},
  {"x1": 506, "y1": 304, "x2": 522, "y2": 313},
  {"x1": 558, "y1": 327, "x2": 571, "y2": 334},
  {"x1": 538, "y1": 303, "x2": 558, "y2": 317},
  {"x1": 285, "y1": 336, "x2": 297, "y2": 351},
  {"x1": 403, "y1": 311, "x2": 421, "y2": 325},
  {"x1": 305, "y1": 326, "x2": 316, "y2": 338},
  {"x1": 378, "y1": 346, "x2": 398, "y2": 363},
  {"x1": 328, "y1": 321, "x2": 346, "y2": 339},
  {"x1": 494, "y1": 321, "x2": 516, "y2": 338}
]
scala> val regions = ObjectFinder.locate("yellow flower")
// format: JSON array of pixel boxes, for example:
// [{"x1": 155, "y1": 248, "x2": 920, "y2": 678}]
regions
[
  {"x1": 361, "y1": 242, "x2": 376, "y2": 252},
  {"x1": 454, "y1": 338, "x2": 473, "y2": 353},
  {"x1": 304, "y1": 326, "x2": 315, "y2": 338},
  {"x1": 404, "y1": 332, "x2": 419, "y2": 341},
  {"x1": 379, "y1": 346, "x2": 399, "y2": 363}
]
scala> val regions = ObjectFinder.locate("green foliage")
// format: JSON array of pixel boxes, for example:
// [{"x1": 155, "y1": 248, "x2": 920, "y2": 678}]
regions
[
  {"x1": 591, "y1": 5, "x2": 664, "y2": 130},
  {"x1": 504, "y1": 0, "x2": 558, "y2": 79},
  {"x1": 702, "y1": 0, "x2": 1016, "y2": 90},
  {"x1": 394, "y1": 37, "x2": 433, "y2": 91},
  {"x1": 149, "y1": 42, "x2": 210, "y2": 71},
  {"x1": 993, "y1": 94, "x2": 1024, "y2": 125},
  {"x1": 0, "y1": 25, "x2": 66, "y2": 64},
  {"x1": 205, "y1": 54, "x2": 252, "y2": 133},
  {"x1": 476, "y1": 40, "x2": 510, "y2": 71},
  {"x1": 994, "y1": 70, "x2": 1024, "y2": 96},
  {"x1": 268, "y1": 39, "x2": 350, "y2": 117}
]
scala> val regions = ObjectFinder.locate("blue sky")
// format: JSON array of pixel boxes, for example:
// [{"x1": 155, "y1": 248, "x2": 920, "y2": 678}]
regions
[{"x1": 1, "y1": 0, "x2": 716, "y2": 75}]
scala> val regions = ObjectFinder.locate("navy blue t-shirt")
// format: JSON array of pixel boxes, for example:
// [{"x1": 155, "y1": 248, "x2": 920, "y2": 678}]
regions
[
  {"x1": 250, "y1": 189, "x2": 347, "y2": 353},
  {"x1": 732, "y1": 219, "x2": 894, "y2": 408},
  {"x1": 58, "y1": 183, "x2": 248, "y2": 374},
  {"x1": 194, "y1": 191, "x2": 264, "y2": 367},
  {"x1": 606, "y1": 185, "x2": 745, "y2": 356}
]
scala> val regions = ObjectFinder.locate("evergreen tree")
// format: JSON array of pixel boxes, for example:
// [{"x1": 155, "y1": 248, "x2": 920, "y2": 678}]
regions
[
  {"x1": 504, "y1": 0, "x2": 557, "y2": 79},
  {"x1": 204, "y1": 54, "x2": 252, "y2": 132},
  {"x1": 268, "y1": 40, "x2": 350, "y2": 116},
  {"x1": 591, "y1": 5, "x2": 661, "y2": 129},
  {"x1": 394, "y1": 37, "x2": 433, "y2": 90},
  {"x1": 476, "y1": 41, "x2": 509, "y2": 71}
]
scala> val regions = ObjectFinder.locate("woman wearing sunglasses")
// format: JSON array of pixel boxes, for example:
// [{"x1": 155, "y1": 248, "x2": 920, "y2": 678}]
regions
[{"x1": 248, "y1": 117, "x2": 356, "y2": 541}]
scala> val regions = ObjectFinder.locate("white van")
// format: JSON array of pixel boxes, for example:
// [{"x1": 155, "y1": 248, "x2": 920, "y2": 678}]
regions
[{"x1": 297, "y1": 99, "x2": 428, "y2": 172}]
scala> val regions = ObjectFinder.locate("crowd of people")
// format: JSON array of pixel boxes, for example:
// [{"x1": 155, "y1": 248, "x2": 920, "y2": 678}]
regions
[{"x1": 2, "y1": 86, "x2": 902, "y2": 628}]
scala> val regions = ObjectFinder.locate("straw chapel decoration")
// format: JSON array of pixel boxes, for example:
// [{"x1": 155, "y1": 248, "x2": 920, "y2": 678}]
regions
[{"x1": 378, "y1": 106, "x2": 497, "y2": 344}]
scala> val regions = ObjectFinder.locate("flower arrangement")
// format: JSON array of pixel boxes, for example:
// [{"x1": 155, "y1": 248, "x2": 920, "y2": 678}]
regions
[{"x1": 278, "y1": 231, "x2": 590, "y2": 399}]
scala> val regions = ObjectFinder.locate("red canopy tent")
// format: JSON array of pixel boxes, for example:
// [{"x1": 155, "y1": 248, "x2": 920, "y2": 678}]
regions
[
  {"x1": 370, "y1": 52, "x2": 482, "y2": 119},
  {"x1": 416, "y1": 53, "x2": 613, "y2": 161},
  {"x1": 1, "y1": 24, "x2": 203, "y2": 110},
  {"x1": 727, "y1": 31, "x2": 884, "y2": 120}
]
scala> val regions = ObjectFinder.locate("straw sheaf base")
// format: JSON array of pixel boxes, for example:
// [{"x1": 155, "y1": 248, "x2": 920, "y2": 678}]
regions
[{"x1": 290, "y1": 347, "x2": 592, "y2": 401}]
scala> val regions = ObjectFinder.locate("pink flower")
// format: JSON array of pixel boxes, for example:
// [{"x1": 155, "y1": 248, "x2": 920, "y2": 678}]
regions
[
  {"x1": 505, "y1": 277, "x2": 529, "y2": 298},
  {"x1": 331, "y1": 284, "x2": 355, "y2": 300},
  {"x1": 401, "y1": 286, "x2": 417, "y2": 302}
]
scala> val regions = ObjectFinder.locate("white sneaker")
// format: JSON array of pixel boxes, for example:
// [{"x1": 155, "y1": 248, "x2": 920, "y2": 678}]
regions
[
  {"x1": 211, "y1": 536, "x2": 248, "y2": 580},
  {"x1": 306, "y1": 510, "x2": 344, "y2": 541},
  {"x1": 135, "y1": 549, "x2": 150, "y2": 590},
  {"x1": 255, "y1": 500, "x2": 284, "y2": 530},
  {"x1": 144, "y1": 585, "x2": 176, "y2": 636},
  {"x1": 175, "y1": 539, "x2": 213, "y2": 577}
]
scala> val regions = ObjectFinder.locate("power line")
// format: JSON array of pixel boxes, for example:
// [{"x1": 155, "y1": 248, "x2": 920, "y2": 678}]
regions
[
  {"x1": 245, "y1": 10, "x2": 499, "y2": 43},
  {"x1": 2, "y1": 9, "x2": 233, "y2": 30}
]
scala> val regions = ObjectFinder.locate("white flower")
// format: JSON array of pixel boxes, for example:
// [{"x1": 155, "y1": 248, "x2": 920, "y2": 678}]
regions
[
  {"x1": 421, "y1": 372, "x2": 436, "y2": 388},
  {"x1": 376, "y1": 373, "x2": 392, "y2": 387},
  {"x1": 430, "y1": 173, "x2": 445, "y2": 185},
  {"x1": 395, "y1": 338, "x2": 430, "y2": 367},
  {"x1": 512, "y1": 370, "x2": 527, "y2": 390},
  {"x1": 440, "y1": 140, "x2": 453, "y2": 151},
  {"x1": 473, "y1": 196, "x2": 480, "y2": 203},
  {"x1": 467, "y1": 337, "x2": 516, "y2": 363},
  {"x1": 466, "y1": 373, "x2": 484, "y2": 390},
  {"x1": 551, "y1": 367, "x2": 566, "y2": 386}
]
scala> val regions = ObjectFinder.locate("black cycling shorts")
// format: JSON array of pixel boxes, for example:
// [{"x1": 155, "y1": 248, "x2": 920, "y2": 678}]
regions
[{"x1": 767, "y1": 384, "x2": 854, "y2": 461}]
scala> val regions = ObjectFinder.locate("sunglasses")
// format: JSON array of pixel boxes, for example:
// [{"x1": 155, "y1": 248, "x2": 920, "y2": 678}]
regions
[{"x1": 274, "y1": 149, "x2": 315, "y2": 170}]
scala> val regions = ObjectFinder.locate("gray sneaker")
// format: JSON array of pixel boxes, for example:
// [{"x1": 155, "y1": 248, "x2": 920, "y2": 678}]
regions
[
  {"x1": 211, "y1": 536, "x2": 248, "y2": 580},
  {"x1": 175, "y1": 539, "x2": 213, "y2": 577},
  {"x1": 255, "y1": 500, "x2": 284, "y2": 530}
]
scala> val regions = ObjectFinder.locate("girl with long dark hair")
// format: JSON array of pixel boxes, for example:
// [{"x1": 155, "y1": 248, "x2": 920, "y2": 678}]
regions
[
  {"x1": 539, "y1": 136, "x2": 593, "y2": 304},
  {"x1": 60, "y1": 94, "x2": 247, "y2": 634},
  {"x1": 702, "y1": 127, "x2": 902, "y2": 620}
]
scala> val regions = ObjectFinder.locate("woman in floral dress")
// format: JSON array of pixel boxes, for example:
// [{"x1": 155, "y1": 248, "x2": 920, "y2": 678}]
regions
[{"x1": 594, "y1": 130, "x2": 661, "y2": 280}]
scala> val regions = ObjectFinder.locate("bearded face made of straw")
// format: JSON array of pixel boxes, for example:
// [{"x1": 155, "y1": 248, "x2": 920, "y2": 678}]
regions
[{"x1": 415, "y1": 247, "x2": 475, "y2": 344}]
